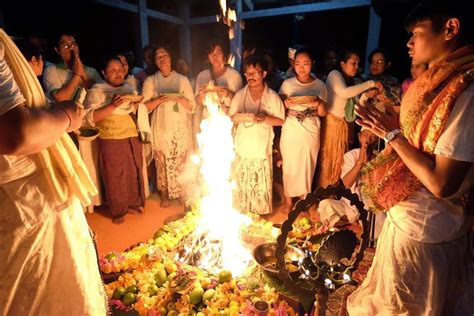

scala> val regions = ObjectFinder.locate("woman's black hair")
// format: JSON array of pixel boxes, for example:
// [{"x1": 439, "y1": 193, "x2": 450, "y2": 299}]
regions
[
  {"x1": 16, "y1": 40, "x2": 42, "y2": 62},
  {"x1": 337, "y1": 49, "x2": 360, "y2": 66},
  {"x1": 336, "y1": 49, "x2": 360, "y2": 85},
  {"x1": 55, "y1": 31, "x2": 76, "y2": 47},
  {"x1": 116, "y1": 52, "x2": 134, "y2": 75},
  {"x1": 294, "y1": 47, "x2": 315, "y2": 62},
  {"x1": 154, "y1": 44, "x2": 175, "y2": 70},
  {"x1": 205, "y1": 41, "x2": 229, "y2": 57},
  {"x1": 143, "y1": 44, "x2": 156, "y2": 54},
  {"x1": 368, "y1": 48, "x2": 391, "y2": 64},
  {"x1": 99, "y1": 55, "x2": 123, "y2": 73}
]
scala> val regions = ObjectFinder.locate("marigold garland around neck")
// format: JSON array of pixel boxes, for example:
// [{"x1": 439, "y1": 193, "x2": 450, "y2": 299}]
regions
[
  {"x1": 0, "y1": 28, "x2": 97, "y2": 207},
  {"x1": 360, "y1": 45, "x2": 474, "y2": 212}
]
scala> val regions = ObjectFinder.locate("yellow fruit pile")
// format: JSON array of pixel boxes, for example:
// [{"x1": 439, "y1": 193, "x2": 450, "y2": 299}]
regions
[{"x1": 103, "y1": 210, "x2": 297, "y2": 315}]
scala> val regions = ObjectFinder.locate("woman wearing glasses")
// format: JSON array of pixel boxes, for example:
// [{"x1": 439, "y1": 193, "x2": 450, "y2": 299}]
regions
[
  {"x1": 43, "y1": 33, "x2": 102, "y2": 103},
  {"x1": 365, "y1": 48, "x2": 402, "y2": 104},
  {"x1": 317, "y1": 49, "x2": 382, "y2": 188},
  {"x1": 43, "y1": 33, "x2": 102, "y2": 148},
  {"x1": 142, "y1": 45, "x2": 195, "y2": 208}
]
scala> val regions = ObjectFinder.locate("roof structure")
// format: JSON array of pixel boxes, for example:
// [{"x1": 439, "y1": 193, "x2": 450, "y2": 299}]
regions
[{"x1": 92, "y1": 0, "x2": 380, "y2": 71}]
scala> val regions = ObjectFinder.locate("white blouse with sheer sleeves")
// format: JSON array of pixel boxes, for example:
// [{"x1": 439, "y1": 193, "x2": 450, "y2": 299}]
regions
[
  {"x1": 142, "y1": 71, "x2": 195, "y2": 154},
  {"x1": 325, "y1": 70, "x2": 374, "y2": 118}
]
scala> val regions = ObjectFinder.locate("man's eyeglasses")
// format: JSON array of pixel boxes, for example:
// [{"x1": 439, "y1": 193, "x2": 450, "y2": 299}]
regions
[
  {"x1": 59, "y1": 42, "x2": 77, "y2": 50},
  {"x1": 244, "y1": 71, "x2": 262, "y2": 78}
]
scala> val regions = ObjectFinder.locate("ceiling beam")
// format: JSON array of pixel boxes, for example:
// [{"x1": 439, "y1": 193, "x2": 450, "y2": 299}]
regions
[
  {"x1": 146, "y1": 8, "x2": 184, "y2": 25},
  {"x1": 189, "y1": 15, "x2": 218, "y2": 25},
  {"x1": 93, "y1": 0, "x2": 184, "y2": 24},
  {"x1": 244, "y1": 0, "x2": 254, "y2": 11},
  {"x1": 93, "y1": 0, "x2": 138, "y2": 13},
  {"x1": 240, "y1": 0, "x2": 371, "y2": 19},
  {"x1": 189, "y1": 0, "x2": 370, "y2": 25}
]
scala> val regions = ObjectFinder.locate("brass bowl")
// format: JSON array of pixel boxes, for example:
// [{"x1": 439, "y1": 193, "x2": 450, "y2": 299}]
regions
[
  {"x1": 78, "y1": 127, "x2": 99, "y2": 141},
  {"x1": 253, "y1": 242, "x2": 304, "y2": 278}
]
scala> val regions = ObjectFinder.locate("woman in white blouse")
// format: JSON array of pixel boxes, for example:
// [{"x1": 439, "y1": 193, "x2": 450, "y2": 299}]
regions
[
  {"x1": 194, "y1": 41, "x2": 243, "y2": 138},
  {"x1": 279, "y1": 48, "x2": 327, "y2": 212},
  {"x1": 83, "y1": 56, "x2": 147, "y2": 224},
  {"x1": 317, "y1": 50, "x2": 382, "y2": 188},
  {"x1": 142, "y1": 46, "x2": 195, "y2": 207}
]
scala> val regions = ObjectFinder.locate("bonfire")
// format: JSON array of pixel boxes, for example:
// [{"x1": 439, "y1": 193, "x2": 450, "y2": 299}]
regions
[{"x1": 176, "y1": 87, "x2": 253, "y2": 277}]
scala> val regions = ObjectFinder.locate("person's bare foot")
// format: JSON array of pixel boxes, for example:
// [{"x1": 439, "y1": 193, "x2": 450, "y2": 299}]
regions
[
  {"x1": 112, "y1": 215, "x2": 125, "y2": 224},
  {"x1": 177, "y1": 197, "x2": 186, "y2": 206},
  {"x1": 160, "y1": 198, "x2": 171, "y2": 208},
  {"x1": 274, "y1": 197, "x2": 286, "y2": 208},
  {"x1": 128, "y1": 206, "x2": 144, "y2": 215},
  {"x1": 279, "y1": 197, "x2": 293, "y2": 213},
  {"x1": 278, "y1": 204, "x2": 291, "y2": 214}
]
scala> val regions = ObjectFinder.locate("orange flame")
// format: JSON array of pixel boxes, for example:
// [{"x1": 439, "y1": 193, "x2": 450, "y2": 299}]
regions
[
  {"x1": 227, "y1": 54, "x2": 235, "y2": 68},
  {"x1": 219, "y1": 0, "x2": 227, "y2": 17},
  {"x1": 189, "y1": 84, "x2": 252, "y2": 276}
]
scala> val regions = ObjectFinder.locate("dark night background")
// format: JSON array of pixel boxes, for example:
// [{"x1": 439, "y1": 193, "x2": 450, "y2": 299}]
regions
[{"x1": 1, "y1": 0, "x2": 417, "y2": 81}]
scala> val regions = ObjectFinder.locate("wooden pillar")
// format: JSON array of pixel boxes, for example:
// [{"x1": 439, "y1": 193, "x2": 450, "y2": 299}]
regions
[
  {"x1": 137, "y1": 0, "x2": 149, "y2": 68},
  {"x1": 230, "y1": 0, "x2": 243, "y2": 71},
  {"x1": 179, "y1": 3, "x2": 192, "y2": 69},
  {"x1": 364, "y1": 6, "x2": 381, "y2": 74}
]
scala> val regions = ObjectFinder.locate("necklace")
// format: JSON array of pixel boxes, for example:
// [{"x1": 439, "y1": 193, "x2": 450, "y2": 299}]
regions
[{"x1": 242, "y1": 87, "x2": 264, "y2": 128}]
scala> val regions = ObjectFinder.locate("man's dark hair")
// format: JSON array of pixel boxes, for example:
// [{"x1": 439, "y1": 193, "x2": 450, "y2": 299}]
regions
[
  {"x1": 405, "y1": 0, "x2": 472, "y2": 44},
  {"x1": 243, "y1": 54, "x2": 268, "y2": 72}
]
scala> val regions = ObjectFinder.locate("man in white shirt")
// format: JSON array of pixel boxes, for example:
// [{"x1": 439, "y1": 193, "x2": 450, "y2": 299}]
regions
[
  {"x1": 229, "y1": 55, "x2": 285, "y2": 215},
  {"x1": 318, "y1": 129, "x2": 382, "y2": 229},
  {"x1": 347, "y1": 1, "x2": 474, "y2": 314}
]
